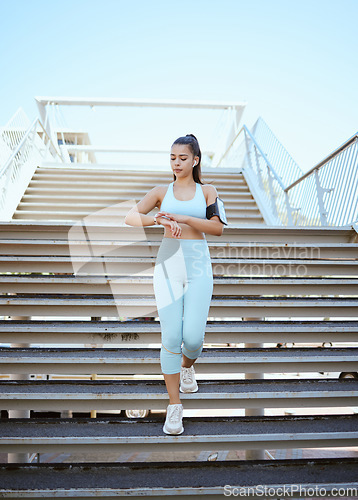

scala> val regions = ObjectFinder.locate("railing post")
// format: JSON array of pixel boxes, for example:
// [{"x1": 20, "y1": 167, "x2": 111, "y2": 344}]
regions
[
  {"x1": 284, "y1": 191, "x2": 295, "y2": 226},
  {"x1": 314, "y1": 169, "x2": 328, "y2": 225},
  {"x1": 253, "y1": 144, "x2": 265, "y2": 192},
  {"x1": 266, "y1": 164, "x2": 279, "y2": 219}
]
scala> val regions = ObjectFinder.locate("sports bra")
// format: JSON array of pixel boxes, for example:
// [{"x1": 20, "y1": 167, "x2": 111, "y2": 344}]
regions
[{"x1": 160, "y1": 181, "x2": 207, "y2": 219}]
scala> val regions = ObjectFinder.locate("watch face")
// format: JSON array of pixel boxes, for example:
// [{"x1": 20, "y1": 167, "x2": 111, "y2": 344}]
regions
[{"x1": 217, "y1": 197, "x2": 228, "y2": 225}]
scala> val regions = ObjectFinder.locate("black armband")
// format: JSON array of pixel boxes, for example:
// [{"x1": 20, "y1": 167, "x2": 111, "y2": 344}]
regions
[{"x1": 206, "y1": 196, "x2": 228, "y2": 225}]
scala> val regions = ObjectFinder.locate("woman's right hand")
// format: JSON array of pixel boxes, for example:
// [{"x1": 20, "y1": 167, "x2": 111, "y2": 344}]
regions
[{"x1": 158, "y1": 216, "x2": 182, "y2": 238}]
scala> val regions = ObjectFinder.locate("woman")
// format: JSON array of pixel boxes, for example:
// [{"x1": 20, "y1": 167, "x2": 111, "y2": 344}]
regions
[{"x1": 124, "y1": 134, "x2": 226, "y2": 435}]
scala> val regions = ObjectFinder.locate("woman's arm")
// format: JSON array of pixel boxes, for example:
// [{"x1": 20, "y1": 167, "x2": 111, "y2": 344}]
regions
[
  {"x1": 125, "y1": 211, "x2": 156, "y2": 227},
  {"x1": 184, "y1": 215, "x2": 223, "y2": 236},
  {"x1": 124, "y1": 186, "x2": 161, "y2": 226},
  {"x1": 124, "y1": 186, "x2": 183, "y2": 237}
]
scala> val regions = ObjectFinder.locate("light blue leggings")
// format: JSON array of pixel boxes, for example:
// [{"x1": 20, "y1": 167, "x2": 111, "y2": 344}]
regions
[{"x1": 153, "y1": 237, "x2": 214, "y2": 375}]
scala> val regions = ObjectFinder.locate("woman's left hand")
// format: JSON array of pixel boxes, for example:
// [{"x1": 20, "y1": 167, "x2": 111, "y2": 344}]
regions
[{"x1": 155, "y1": 211, "x2": 188, "y2": 224}]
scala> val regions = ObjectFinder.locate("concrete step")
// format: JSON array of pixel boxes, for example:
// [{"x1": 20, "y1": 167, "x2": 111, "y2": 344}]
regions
[
  {"x1": 1, "y1": 347, "x2": 357, "y2": 374},
  {"x1": 2, "y1": 295, "x2": 358, "y2": 318},
  {"x1": 30, "y1": 173, "x2": 247, "y2": 185},
  {"x1": 0, "y1": 378, "x2": 357, "y2": 411},
  {"x1": 1, "y1": 255, "x2": 357, "y2": 275},
  {"x1": 21, "y1": 194, "x2": 256, "y2": 204},
  {"x1": 15, "y1": 202, "x2": 260, "y2": 214},
  {"x1": 1, "y1": 319, "x2": 357, "y2": 345},
  {"x1": 0, "y1": 458, "x2": 357, "y2": 498},
  {"x1": 1, "y1": 238, "x2": 357, "y2": 258},
  {"x1": 28, "y1": 178, "x2": 248, "y2": 191},
  {"x1": 27, "y1": 175, "x2": 247, "y2": 185},
  {"x1": 1, "y1": 275, "x2": 357, "y2": 296},
  {"x1": 1, "y1": 414, "x2": 357, "y2": 454},
  {"x1": 12, "y1": 212, "x2": 264, "y2": 223},
  {"x1": 37, "y1": 166, "x2": 245, "y2": 179},
  {"x1": 24, "y1": 184, "x2": 251, "y2": 195},
  {"x1": 13, "y1": 207, "x2": 261, "y2": 218},
  {"x1": 1, "y1": 222, "x2": 355, "y2": 244}
]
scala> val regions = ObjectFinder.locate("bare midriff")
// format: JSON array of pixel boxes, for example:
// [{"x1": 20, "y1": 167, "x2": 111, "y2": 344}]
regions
[
  {"x1": 163, "y1": 223, "x2": 205, "y2": 240},
  {"x1": 158, "y1": 184, "x2": 207, "y2": 240}
]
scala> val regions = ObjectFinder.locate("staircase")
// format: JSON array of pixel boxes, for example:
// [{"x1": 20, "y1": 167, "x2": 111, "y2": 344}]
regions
[
  {"x1": 1, "y1": 166, "x2": 358, "y2": 498},
  {"x1": 11, "y1": 166, "x2": 266, "y2": 225}
]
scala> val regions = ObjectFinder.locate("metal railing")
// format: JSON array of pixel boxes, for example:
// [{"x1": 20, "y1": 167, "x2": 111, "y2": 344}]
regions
[
  {"x1": 35, "y1": 97, "x2": 247, "y2": 166},
  {"x1": 219, "y1": 117, "x2": 358, "y2": 227},
  {"x1": 285, "y1": 132, "x2": 358, "y2": 226},
  {"x1": 0, "y1": 108, "x2": 31, "y2": 154},
  {"x1": 0, "y1": 116, "x2": 62, "y2": 221}
]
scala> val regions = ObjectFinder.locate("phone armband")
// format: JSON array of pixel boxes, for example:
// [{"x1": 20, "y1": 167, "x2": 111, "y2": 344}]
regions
[{"x1": 206, "y1": 196, "x2": 228, "y2": 225}]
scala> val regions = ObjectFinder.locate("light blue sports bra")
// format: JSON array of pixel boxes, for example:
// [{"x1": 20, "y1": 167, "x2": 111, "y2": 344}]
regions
[{"x1": 160, "y1": 181, "x2": 207, "y2": 219}]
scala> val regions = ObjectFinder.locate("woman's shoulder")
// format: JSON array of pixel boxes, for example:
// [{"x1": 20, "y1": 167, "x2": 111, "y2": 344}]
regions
[
  {"x1": 201, "y1": 183, "x2": 218, "y2": 203},
  {"x1": 201, "y1": 183, "x2": 218, "y2": 194},
  {"x1": 152, "y1": 182, "x2": 171, "y2": 192},
  {"x1": 151, "y1": 183, "x2": 171, "y2": 207}
]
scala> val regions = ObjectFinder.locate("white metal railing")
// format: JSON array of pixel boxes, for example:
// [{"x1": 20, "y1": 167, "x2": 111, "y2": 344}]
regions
[
  {"x1": 285, "y1": 132, "x2": 358, "y2": 226},
  {"x1": 219, "y1": 117, "x2": 358, "y2": 227},
  {"x1": 0, "y1": 115, "x2": 62, "y2": 221},
  {"x1": 35, "y1": 97, "x2": 247, "y2": 167},
  {"x1": 0, "y1": 108, "x2": 31, "y2": 154}
]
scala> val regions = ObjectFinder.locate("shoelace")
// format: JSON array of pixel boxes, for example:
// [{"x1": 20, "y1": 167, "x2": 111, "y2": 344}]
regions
[
  {"x1": 169, "y1": 405, "x2": 181, "y2": 423},
  {"x1": 182, "y1": 366, "x2": 193, "y2": 383}
]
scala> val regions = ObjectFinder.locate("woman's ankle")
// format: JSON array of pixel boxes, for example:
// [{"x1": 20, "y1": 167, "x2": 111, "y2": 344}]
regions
[
  {"x1": 169, "y1": 400, "x2": 181, "y2": 405},
  {"x1": 181, "y1": 354, "x2": 196, "y2": 369}
]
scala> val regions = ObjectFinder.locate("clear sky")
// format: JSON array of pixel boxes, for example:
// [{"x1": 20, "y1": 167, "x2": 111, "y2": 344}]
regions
[{"x1": 0, "y1": 0, "x2": 357, "y2": 172}]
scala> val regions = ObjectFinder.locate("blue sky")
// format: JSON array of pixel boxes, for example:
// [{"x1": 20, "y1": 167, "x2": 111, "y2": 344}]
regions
[{"x1": 0, "y1": 0, "x2": 357, "y2": 171}]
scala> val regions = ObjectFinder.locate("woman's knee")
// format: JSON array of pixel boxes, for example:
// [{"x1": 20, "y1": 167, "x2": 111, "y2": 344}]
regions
[
  {"x1": 182, "y1": 341, "x2": 203, "y2": 360},
  {"x1": 182, "y1": 316, "x2": 206, "y2": 358}
]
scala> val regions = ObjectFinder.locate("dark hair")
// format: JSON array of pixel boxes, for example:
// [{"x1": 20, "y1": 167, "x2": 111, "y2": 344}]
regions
[{"x1": 171, "y1": 134, "x2": 210, "y2": 185}]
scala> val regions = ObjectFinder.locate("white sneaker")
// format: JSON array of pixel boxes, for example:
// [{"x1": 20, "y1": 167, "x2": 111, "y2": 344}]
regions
[
  {"x1": 163, "y1": 403, "x2": 184, "y2": 435},
  {"x1": 180, "y1": 365, "x2": 198, "y2": 393}
]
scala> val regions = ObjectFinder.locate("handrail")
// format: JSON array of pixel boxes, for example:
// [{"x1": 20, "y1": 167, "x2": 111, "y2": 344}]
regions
[
  {"x1": 283, "y1": 132, "x2": 358, "y2": 226},
  {"x1": 285, "y1": 131, "x2": 358, "y2": 192},
  {"x1": 243, "y1": 125, "x2": 286, "y2": 190},
  {"x1": 35, "y1": 96, "x2": 246, "y2": 110},
  {"x1": 35, "y1": 97, "x2": 247, "y2": 166},
  {"x1": 0, "y1": 118, "x2": 38, "y2": 176},
  {"x1": 0, "y1": 116, "x2": 63, "y2": 221},
  {"x1": 217, "y1": 115, "x2": 357, "y2": 227},
  {"x1": 0, "y1": 118, "x2": 61, "y2": 177}
]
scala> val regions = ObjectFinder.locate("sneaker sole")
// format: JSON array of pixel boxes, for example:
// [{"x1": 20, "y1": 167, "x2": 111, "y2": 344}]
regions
[
  {"x1": 179, "y1": 385, "x2": 198, "y2": 393},
  {"x1": 163, "y1": 425, "x2": 184, "y2": 435}
]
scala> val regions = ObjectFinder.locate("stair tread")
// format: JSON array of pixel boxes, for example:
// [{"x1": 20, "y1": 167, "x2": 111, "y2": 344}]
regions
[
  {"x1": 13, "y1": 212, "x2": 263, "y2": 218},
  {"x1": 1, "y1": 275, "x2": 358, "y2": 284},
  {"x1": 1, "y1": 346, "x2": 357, "y2": 362},
  {"x1": 1, "y1": 255, "x2": 357, "y2": 264},
  {"x1": 1, "y1": 239, "x2": 357, "y2": 248},
  {"x1": 34, "y1": 168, "x2": 245, "y2": 177},
  {"x1": 1, "y1": 319, "x2": 357, "y2": 331},
  {"x1": 1, "y1": 378, "x2": 357, "y2": 396},
  {"x1": 0, "y1": 458, "x2": 357, "y2": 492},
  {"x1": 2, "y1": 296, "x2": 358, "y2": 304},
  {"x1": 1, "y1": 220, "x2": 354, "y2": 233},
  {"x1": 1, "y1": 414, "x2": 357, "y2": 439}
]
